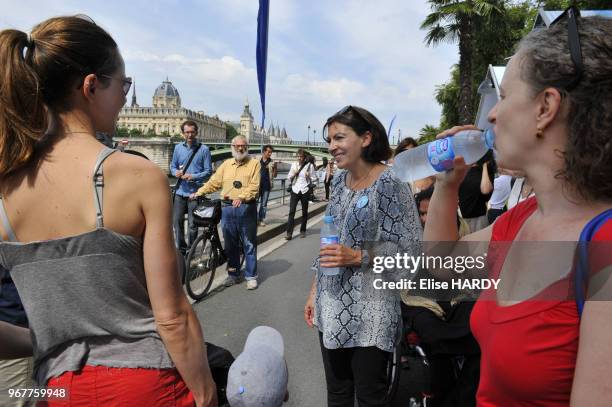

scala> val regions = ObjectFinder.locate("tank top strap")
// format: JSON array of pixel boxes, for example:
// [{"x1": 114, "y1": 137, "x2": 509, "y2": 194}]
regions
[
  {"x1": 0, "y1": 195, "x2": 17, "y2": 242},
  {"x1": 93, "y1": 147, "x2": 117, "y2": 228}
]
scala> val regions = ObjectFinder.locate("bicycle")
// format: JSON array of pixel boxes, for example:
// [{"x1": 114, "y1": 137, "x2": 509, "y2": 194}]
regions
[{"x1": 184, "y1": 197, "x2": 245, "y2": 301}]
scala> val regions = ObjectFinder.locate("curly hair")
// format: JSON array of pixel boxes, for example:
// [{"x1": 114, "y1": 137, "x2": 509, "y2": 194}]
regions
[{"x1": 518, "y1": 16, "x2": 612, "y2": 202}]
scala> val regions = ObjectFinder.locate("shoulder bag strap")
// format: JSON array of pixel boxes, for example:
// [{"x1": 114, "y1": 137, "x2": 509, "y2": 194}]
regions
[
  {"x1": 291, "y1": 161, "x2": 309, "y2": 185},
  {"x1": 173, "y1": 144, "x2": 201, "y2": 201},
  {"x1": 575, "y1": 208, "x2": 612, "y2": 317}
]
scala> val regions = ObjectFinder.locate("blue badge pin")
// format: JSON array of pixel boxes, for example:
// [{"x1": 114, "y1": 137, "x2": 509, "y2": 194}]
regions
[{"x1": 357, "y1": 195, "x2": 369, "y2": 209}]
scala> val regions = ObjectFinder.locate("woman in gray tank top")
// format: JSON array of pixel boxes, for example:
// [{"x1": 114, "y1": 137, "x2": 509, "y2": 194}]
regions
[{"x1": 0, "y1": 16, "x2": 217, "y2": 407}]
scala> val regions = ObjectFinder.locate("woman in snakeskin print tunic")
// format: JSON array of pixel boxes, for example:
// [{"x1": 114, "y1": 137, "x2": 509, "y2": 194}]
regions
[{"x1": 304, "y1": 106, "x2": 422, "y2": 406}]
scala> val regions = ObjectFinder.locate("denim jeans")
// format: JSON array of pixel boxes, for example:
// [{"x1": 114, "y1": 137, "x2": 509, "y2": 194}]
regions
[
  {"x1": 258, "y1": 189, "x2": 271, "y2": 221},
  {"x1": 173, "y1": 195, "x2": 198, "y2": 253},
  {"x1": 221, "y1": 202, "x2": 257, "y2": 280}
]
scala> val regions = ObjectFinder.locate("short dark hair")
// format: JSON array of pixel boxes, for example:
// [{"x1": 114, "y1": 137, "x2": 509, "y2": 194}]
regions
[
  {"x1": 323, "y1": 106, "x2": 392, "y2": 163},
  {"x1": 414, "y1": 186, "x2": 434, "y2": 208},
  {"x1": 181, "y1": 120, "x2": 198, "y2": 133},
  {"x1": 262, "y1": 144, "x2": 273, "y2": 152},
  {"x1": 394, "y1": 137, "x2": 418, "y2": 156}
]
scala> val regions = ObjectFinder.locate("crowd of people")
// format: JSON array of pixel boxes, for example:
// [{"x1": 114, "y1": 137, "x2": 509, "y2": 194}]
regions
[{"x1": 0, "y1": 8, "x2": 611, "y2": 407}]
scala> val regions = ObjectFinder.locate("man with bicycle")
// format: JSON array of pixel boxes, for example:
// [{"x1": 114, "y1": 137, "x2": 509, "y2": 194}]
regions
[
  {"x1": 190, "y1": 135, "x2": 261, "y2": 290},
  {"x1": 171, "y1": 120, "x2": 212, "y2": 255}
]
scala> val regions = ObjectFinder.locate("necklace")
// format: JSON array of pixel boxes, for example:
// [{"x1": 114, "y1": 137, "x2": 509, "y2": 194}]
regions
[{"x1": 347, "y1": 165, "x2": 375, "y2": 191}]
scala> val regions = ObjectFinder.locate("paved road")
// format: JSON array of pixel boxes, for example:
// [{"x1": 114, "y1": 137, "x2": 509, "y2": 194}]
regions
[{"x1": 194, "y1": 223, "x2": 327, "y2": 407}]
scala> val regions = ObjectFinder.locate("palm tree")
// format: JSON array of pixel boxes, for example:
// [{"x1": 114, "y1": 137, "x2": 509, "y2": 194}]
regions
[
  {"x1": 421, "y1": 0, "x2": 503, "y2": 125},
  {"x1": 418, "y1": 124, "x2": 440, "y2": 143}
]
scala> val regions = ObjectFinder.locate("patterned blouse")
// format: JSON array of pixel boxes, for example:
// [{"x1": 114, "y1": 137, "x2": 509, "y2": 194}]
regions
[{"x1": 313, "y1": 167, "x2": 422, "y2": 352}]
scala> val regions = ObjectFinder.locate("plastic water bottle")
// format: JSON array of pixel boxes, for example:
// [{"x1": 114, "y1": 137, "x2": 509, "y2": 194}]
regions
[
  {"x1": 320, "y1": 215, "x2": 341, "y2": 276},
  {"x1": 392, "y1": 129, "x2": 495, "y2": 183}
]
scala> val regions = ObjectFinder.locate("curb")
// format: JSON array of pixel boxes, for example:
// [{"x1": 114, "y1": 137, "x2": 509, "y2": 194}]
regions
[{"x1": 256, "y1": 202, "x2": 327, "y2": 244}]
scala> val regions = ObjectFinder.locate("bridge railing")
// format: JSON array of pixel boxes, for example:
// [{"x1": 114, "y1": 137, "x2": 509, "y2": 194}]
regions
[
  {"x1": 200, "y1": 139, "x2": 328, "y2": 147},
  {"x1": 170, "y1": 178, "x2": 293, "y2": 206}
]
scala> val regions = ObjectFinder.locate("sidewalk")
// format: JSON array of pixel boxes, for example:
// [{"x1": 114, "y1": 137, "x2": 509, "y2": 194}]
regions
[
  {"x1": 255, "y1": 191, "x2": 328, "y2": 243},
  {"x1": 185, "y1": 190, "x2": 328, "y2": 300}
]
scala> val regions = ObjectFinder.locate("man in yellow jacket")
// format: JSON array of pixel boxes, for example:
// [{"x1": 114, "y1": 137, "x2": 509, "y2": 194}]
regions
[{"x1": 191, "y1": 135, "x2": 261, "y2": 289}]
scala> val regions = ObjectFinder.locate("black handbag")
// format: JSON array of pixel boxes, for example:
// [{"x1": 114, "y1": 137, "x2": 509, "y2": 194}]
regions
[{"x1": 193, "y1": 198, "x2": 222, "y2": 225}]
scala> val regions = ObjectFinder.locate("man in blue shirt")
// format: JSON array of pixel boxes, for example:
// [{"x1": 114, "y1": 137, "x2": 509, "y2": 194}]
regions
[{"x1": 171, "y1": 120, "x2": 212, "y2": 254}]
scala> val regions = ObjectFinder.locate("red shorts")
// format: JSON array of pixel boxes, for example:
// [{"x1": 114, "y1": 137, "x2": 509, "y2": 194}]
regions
[{"x1": 38, "y1": 365, "x2": 195, "y2": 406}]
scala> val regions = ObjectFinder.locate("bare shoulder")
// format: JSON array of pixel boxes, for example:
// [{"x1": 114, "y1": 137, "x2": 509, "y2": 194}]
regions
[{"x1": 105, "y1": 152, "x2": 169, "y2": 192}]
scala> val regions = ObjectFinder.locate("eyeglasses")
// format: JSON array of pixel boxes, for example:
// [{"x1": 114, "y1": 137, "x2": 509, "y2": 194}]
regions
[
  {"x1": 232, "y1": 144, "x2": 248, "y2": 149},
  {"x1": 549, "y1": 6, "x2": 583, "y2": 91},
  {"x1": 100, "y1": 74, "x2": 133, "y2": 95}
]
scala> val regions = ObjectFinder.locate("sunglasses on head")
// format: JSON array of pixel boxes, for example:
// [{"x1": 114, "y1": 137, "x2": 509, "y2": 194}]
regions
[
  {"x1": 334, "y1": 105, "x2": 371, "y2": 128},
  {"x1": 549, "y1": 6, "x2": 583, "y2": 91}
]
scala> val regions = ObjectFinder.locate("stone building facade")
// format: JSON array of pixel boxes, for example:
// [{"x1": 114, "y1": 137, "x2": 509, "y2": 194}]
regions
[
  {"x1": 237, "y1": 100, "x2": 291, "y2": 144},
  {"x1": 117, "y1": 78, "x2": 226, "y2": 142}
]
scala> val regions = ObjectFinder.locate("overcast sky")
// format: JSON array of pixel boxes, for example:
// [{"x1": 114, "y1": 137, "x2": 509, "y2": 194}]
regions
[{"x1": 1, "y1": 0, "x2": 459, "y2": 142}]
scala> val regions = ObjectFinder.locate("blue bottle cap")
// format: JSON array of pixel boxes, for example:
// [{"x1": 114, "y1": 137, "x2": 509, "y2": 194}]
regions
[
  {"x1": 484, "y1": 128, "x2": 495, "y2": 150},
  {"x1": 324, "y1": 215, "x2": 334, "y2": 224}
]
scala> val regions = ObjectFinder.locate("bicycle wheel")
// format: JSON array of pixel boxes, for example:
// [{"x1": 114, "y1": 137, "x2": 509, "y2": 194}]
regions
[{"x1": 185, "y1": 233, "x2": 218, "y2": 301}]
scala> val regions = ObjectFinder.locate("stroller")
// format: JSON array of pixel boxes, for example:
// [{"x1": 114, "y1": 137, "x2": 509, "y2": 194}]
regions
[{"x1": 392, "y1": 298, "x2": 480, "y2": 407}]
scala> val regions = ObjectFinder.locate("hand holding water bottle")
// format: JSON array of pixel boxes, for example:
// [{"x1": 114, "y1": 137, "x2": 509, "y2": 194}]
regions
[
  {"x1": 434, "y1": 124, "x2": 478, "y2": 188},
  {"x1": 392, "y1": 124, "x2": 494, "y2": 187}
]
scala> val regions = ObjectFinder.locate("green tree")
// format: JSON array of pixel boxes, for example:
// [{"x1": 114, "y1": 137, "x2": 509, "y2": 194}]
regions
[
  {"x1": 128, "y1": 128, "x2": 143, "y2": 138},
  {"x1": 226, "y1": 123, "x2": 238, "y2": 141},
  {"x1": 435, "y1": 65, "x2": 461, "y2": 130},
  {"x1": 421, "y1": 0, "x2": 504, "y2": 124},
  {"x1": 116, "y1": 127, "x2": 129, "y2": 138},
  {"x1": 428, "y1": 1, "x2": 533, "y2": 131},
  {"x1": 145, "y1": 128, "x2": 156, "y2": 137},
  {"x1": 536, "y1": 0, "x2": 610, "y2": 10},
  {"x1": 418, "y1": 124, "x2": 441, "y2": 143}
]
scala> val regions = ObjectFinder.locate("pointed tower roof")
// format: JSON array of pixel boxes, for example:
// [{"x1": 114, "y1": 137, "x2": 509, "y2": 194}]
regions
[
  {"x1": 241, "y1": 99, "x2": 253, "y2": 119},
  {"x1": 130, "y1": 78, "x2": 138, "y2": 107}
]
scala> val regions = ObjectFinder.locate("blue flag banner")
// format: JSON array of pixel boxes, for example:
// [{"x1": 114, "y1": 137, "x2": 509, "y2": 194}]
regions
[
  {"x1": 256, "y1": 0, "x2": 270, "y2": 128},
  {"x1": 387, "y1": 115, "x2": 397, "y2": 139}
]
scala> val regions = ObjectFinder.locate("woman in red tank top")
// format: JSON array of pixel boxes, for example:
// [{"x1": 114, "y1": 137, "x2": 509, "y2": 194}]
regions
[{"x1": 423, "y1": 11, "x2": 612, "y2": 407}]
